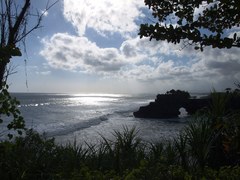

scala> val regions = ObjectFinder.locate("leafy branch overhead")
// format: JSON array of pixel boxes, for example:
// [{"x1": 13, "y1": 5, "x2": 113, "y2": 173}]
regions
[{"x1": 139, "y1": 0, "x2": 240, "y2": 50}]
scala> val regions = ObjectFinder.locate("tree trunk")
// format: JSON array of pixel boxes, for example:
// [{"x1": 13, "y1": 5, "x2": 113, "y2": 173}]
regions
[{"x1": 0, "y1": 61, "x2": 7, "y2": 87}]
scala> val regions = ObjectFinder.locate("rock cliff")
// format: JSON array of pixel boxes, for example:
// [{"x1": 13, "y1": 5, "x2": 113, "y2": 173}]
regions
[{"x1": 133, "y1": 90, "x2": 240, "y2": 119}]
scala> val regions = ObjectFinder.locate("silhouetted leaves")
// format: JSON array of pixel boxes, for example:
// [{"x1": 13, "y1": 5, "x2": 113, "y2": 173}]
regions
[
  {"x1": 139, "y1": 0, "x2": 240, "y2": 50},
  {"x1": 0, "y1": 82, "x2": 25, "y2": 139}
]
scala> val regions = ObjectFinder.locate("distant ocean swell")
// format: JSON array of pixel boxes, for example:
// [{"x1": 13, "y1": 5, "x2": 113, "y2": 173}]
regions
[
  {"x1": 34, "y1": 114, "x2": 110, "y2": 137},
  {"x1": 18, "y1": 102, "x2": 51, "y2": 107}
]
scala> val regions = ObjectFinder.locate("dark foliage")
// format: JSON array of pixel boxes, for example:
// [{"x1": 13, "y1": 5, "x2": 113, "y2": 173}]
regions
[
  {"x1": 0, "y1": 82, "x2": 25, "y2": 139},
  {"x1": 139, "y1": 0, "x2": 240, "y2": 50}
]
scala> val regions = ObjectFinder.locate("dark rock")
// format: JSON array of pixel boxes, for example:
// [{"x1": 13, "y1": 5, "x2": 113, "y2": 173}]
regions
[
  {"x1": 134, "y1": 90, "x2": 192, "y2": 118},
  {"x1": 133, "y1": 90, "x2": 240, "y2": 119},
  {"x1": 185, "y1": 98, "x2": 210, "y2": 115}
]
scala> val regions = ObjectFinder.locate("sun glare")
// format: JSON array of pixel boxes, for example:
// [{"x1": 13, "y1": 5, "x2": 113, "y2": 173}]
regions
[{"x1": 68, "y1": 94, "x2": 125, "y2": 106}]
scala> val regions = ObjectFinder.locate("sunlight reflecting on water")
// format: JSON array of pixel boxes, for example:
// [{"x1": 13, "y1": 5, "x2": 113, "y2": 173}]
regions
[
  {"x1": 71, "y1": 93, "x2": 127, "y2": 97},
  {"x1": 68, "y1": 96, "x2": 120, "y2": 106}
]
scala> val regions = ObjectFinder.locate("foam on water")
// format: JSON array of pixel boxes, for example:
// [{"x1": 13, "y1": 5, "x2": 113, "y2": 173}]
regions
[{"x1": 35, "y1": 114, "x2": 110, "y2": 137}]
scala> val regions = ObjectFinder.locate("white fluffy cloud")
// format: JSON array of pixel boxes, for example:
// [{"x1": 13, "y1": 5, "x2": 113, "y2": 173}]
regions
[
  {"x1": 41, "y1": 33, "x2": 126, "y2": 74},
  {"x1": 63, "y1": 0, "x2": 144, "y2": 37}
]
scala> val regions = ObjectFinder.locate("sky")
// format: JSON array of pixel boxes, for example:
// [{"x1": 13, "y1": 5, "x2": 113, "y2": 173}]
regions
[{"x1": 8, "y1": 0, "x2": 240, "y2": 94}]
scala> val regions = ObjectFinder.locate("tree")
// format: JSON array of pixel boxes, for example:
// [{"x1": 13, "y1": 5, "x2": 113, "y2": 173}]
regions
[
  {"x1": 139, "y1": 0, "x2": 240, "y2": 51},
  {"x1": 0, "y1": 0, "x2": 58, "y2": 138},
  {"x1": 0, "y1": 0, "x2": 58, "y2": 85}
]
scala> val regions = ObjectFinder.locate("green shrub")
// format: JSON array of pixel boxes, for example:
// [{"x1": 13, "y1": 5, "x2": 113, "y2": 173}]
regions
[
  {"x1": 97, "y1": 126, "x2": 145, "y2": 174},
  {"x1": 1, "y1": 124, "x2": 240, "y2": 179}
]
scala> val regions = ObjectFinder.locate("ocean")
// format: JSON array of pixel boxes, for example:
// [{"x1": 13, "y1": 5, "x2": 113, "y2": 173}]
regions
[{"x1": 0, "y1": 93, "x2": 189, "y2": 145}]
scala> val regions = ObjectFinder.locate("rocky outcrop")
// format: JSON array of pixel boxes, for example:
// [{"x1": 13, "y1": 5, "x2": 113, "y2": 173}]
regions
[
  {"x1": 134, "y1": 90, "x2": 195, "y2": 118},
  {"x1": 133, "y1": 90, "x2": 240, "y2": 119},
  {"x1": 184, "y1": 98, "x2": 210, "y2": 115}
]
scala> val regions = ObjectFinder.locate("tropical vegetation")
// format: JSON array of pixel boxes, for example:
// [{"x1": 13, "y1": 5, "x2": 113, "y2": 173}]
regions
[{"x1": 139, "y1": 0, "x2": 240, "y2": 51}]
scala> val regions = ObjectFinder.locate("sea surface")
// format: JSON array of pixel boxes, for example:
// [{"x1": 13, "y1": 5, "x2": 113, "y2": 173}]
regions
[{"x1": 0, "y1": 93, "x2": 190, "y2": 145}]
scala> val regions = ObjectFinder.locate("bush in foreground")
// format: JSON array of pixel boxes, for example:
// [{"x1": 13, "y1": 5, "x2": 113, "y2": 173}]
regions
[{"x1": 0, "y1": 118, "x2": 240, "y2": 180}]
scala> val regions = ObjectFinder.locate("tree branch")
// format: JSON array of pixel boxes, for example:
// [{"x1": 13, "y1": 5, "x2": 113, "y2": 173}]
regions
[
  {"x1": 8, "y1": 0, "x2": 30, "y2": 45},
  {"x1": 16, "y1": 0, "x2": 59, "y2": 43}
]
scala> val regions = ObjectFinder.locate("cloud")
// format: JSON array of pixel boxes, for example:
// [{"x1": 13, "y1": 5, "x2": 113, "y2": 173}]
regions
[
  {"x1": 40, "y1": 32, "x2": 188, "y2": 77},
  {"x1": 198, "y1": 47, "x2": 240, "y2": 78},
  {"x1": 41, "y1": 30, "x2": 240, "y2": 90},
  {"x1": 123, "y1": 37, "x2": 190, "y2": 57},
  {"x1": 40, "y1": 33, "x2": 126, "y2": 74},
  {"x1": 63, "y1": 0, "x2": 145, "y2": 37}
]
